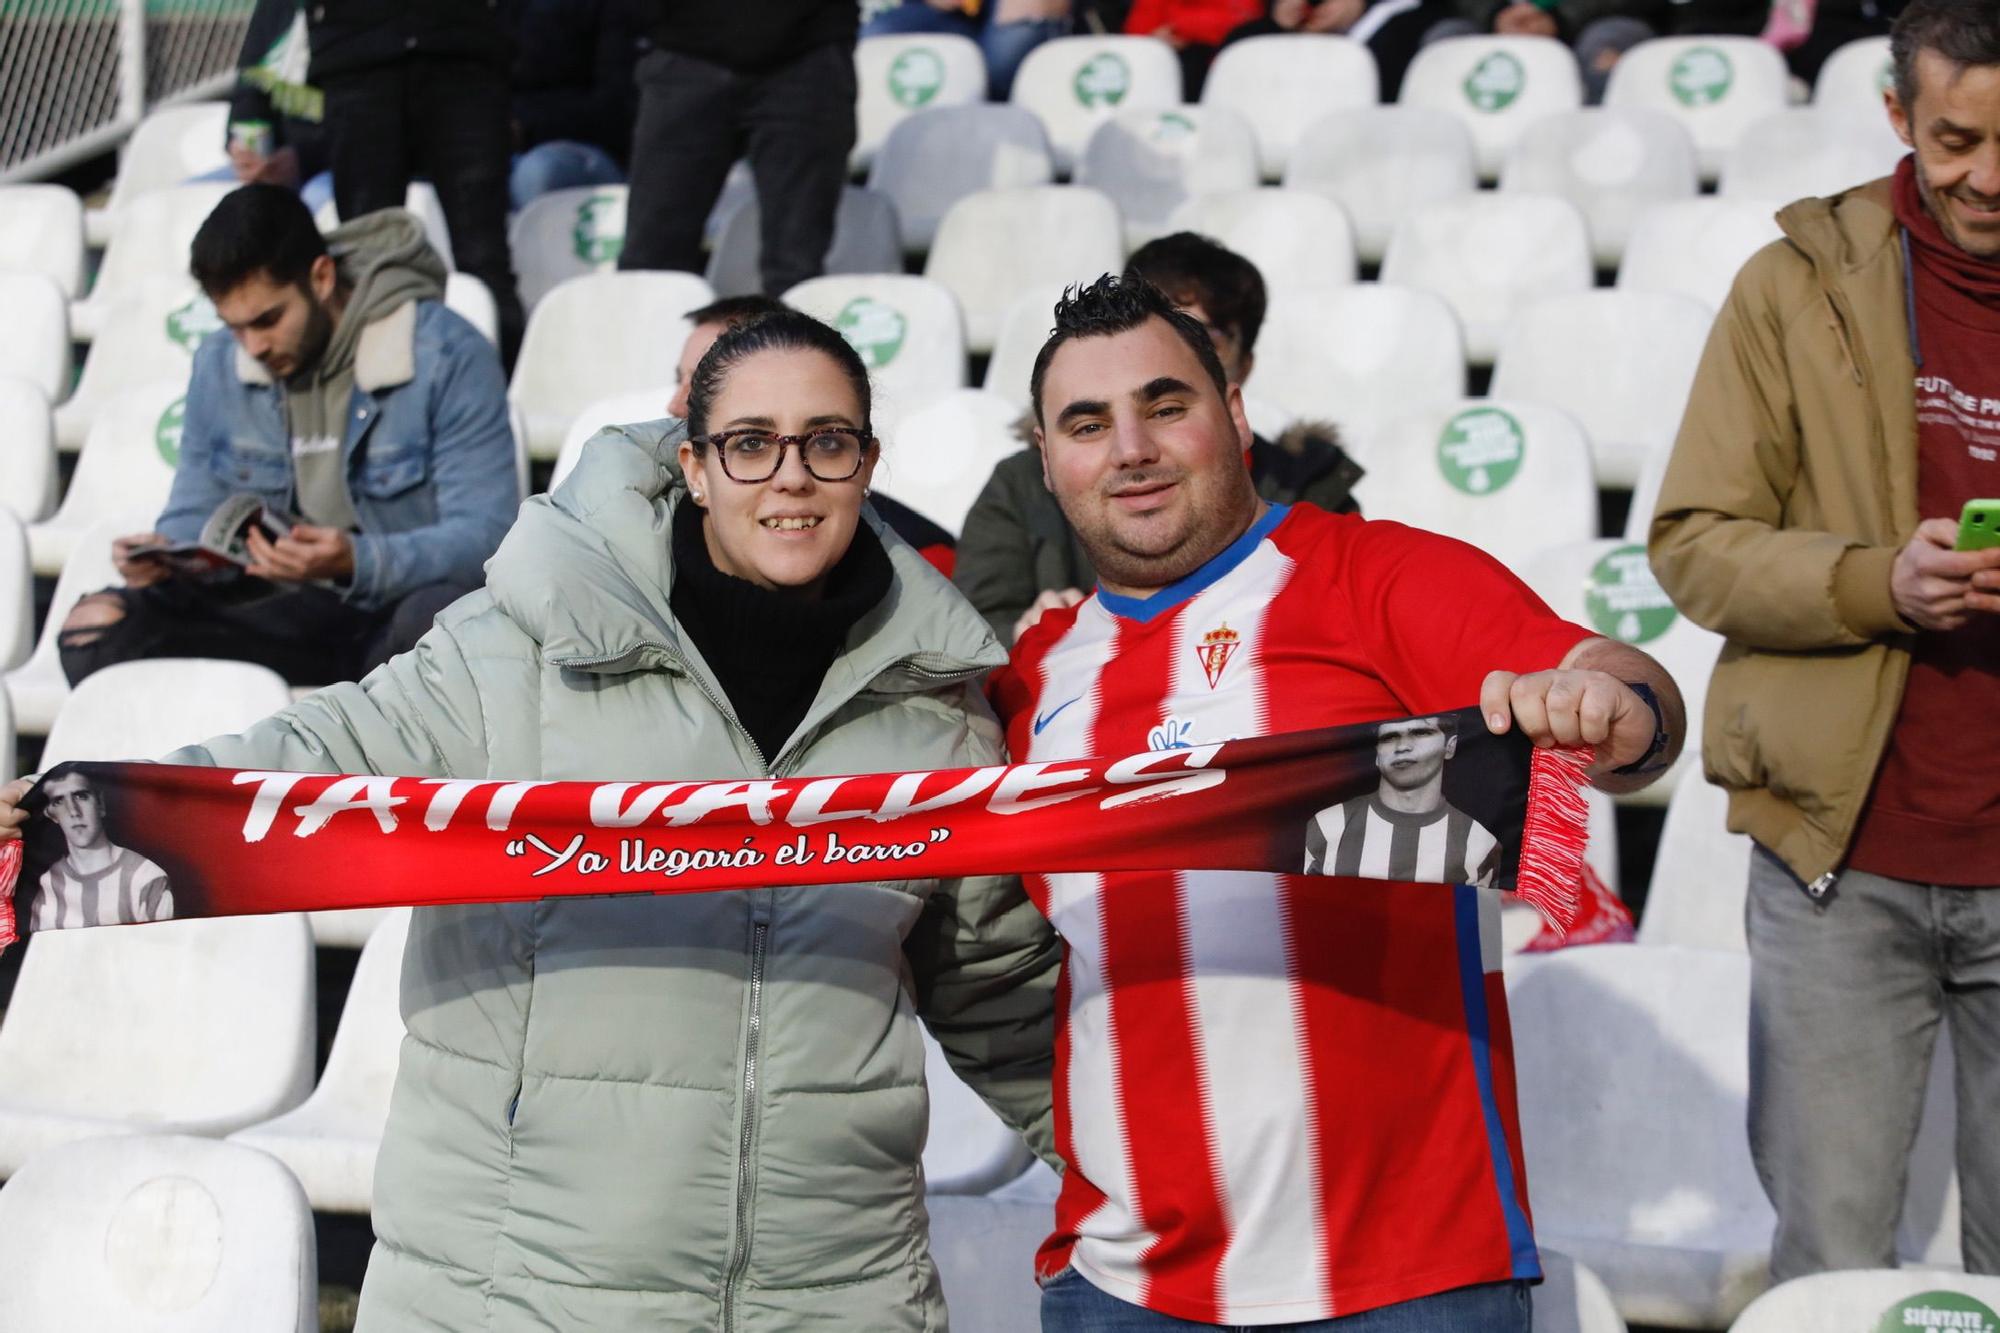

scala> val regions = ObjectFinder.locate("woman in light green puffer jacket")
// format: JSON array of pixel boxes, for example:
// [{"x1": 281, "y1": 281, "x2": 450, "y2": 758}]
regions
[{"x1": 163, "y1": 312, "x2": 1062, "y2": 1330}]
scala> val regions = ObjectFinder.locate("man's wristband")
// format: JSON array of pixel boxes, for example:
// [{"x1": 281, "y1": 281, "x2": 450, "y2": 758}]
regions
[{"x1": 1609, "y1": 681, "x2": 1670, "y2": 777}]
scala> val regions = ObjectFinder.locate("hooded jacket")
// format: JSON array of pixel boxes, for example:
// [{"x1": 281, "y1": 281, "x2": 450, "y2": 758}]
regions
[
  {"x1": 1648, "y1": 177, "x2": 1919, "y2": 889},
  {"x1": 167, "y1": 419, "x2": 1061, "y2": 1330}
]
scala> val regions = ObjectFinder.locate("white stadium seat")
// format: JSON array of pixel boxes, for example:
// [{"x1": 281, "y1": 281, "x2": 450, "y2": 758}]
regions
[
  {"x1": 705, "y1": 186, "x2": 903, "y2": 299},
  {"x1": 1536, "y1": 1250, "x2": 1631, "y2": 1333},
  {"x1": 509, "y1": 270, "x2": 714, "y2": 459},
  {"x1": 1285, "y1": 107, "x2": 1478, "y2": 264},
  {"x1": 1738, "y1": 1271, "x2": 2000, "y2": 1333},
  {"x1": 982, "y1": 282, "x2": 1071, "y2": 411},
  {"x1": 1246, "y1": 285, "x2": 1466, "y2": 454},
  {"x1": 928, "y1": 1194, "x2": 1048, "y2": 1332},
  {"x1": 0, "y1": 913, "x2": 315, "y2": 1174},
  {"x1": 71, "y1": 181, "x2": 233, "y2": 342},
  {"x1": 0, "y1": 690, "x2": 12, "y2": 783},
  {"x1": 5, "y1": 513, "x2": 146, "y2": 734},
  {"x1": 54, "y1": 274, "x2": 208, "y2": 451},
  {"x1": 0, "y1": 1134, "x2": 316, "y2": 1331},
  {"x1": 1604, "y1": 36, "x2": 1791, "y2": 182},
  {"x1": 923, "y1": 1028, "x2": 1034, "y2": 1195},
  {"x1": 443, "y1": 271, "x2": 498, "y2": 346},
  {"x1": 854, "y1": 32, "x2": 988, "y2": 172},
  {"x1": 1616, "y1": 196, "x2": 1783, "y2": 311},
  {"x1": 1010, "y1": 35, "x2": 1184, "y2": 175},
  {"x1": 550, "y1": 386, "x2": 678, "y2": 491},
  {"x1": 87, "y1": 101, "x2": 230, "y2": 245},
  {"x1": 315, "y1": 185, "x2": 457, "y2": 269},
  {"x1": 31, "y1": 379, "x2": 184, "y2": 577},
  {"x1": 879, "y1": 388, "x2": 1025, "y2": 536},
  {"x1": 509, "y1": 184, "x2": 627, "y2": 310},
  {"x1": 1510, "y1": 945, "x2": 1772, "y2": 1327},
  {"x1": 0, "y1": 183, "x2": 87, "y2": 299},
  {"x1": 1167, "y1": 188, "x2": 1359, "y2": 292},
  {"x1": 41, "y1": 658, "x2": 295, "y2": 767},
  {"x1": 1636, "y1": 767, "x2": 1751, "y2": 952},
  {"x1": 0, "y1": 377, "x2": 58, "y2": 526},
  {"x1": 232, "y1": 909, "x2": 412, "y2": 1212},
  {"x1": 1353, "y1": 399, "x2": 1597, "y2": 576},
  {"x1": 1380, "y1": 192, "x2": 1593, "y2": 364},
  {"x1": 1490, "y1": 289, "x2": 1714, "y2": 487},
  {"x1": 1720, "y1": 108, "x2": 1907, "y2": 204},
  {"x1": 1521, "y1": 539, "x2": 1721, "y2": 807},
  {"x1": 0, "y1": 508, "x2": 29, "y2": 673},
  {"x1": 0, "y1": 272, "x2": 72, "y2": 404},
  {"x1": 924, "y1": 186, "x2": 1124, "y2": 354},
  {"x1": 1401, "y1": 35, "x2": 1586, "y2": 180},
  {"x1": 1501, "y1": 108, "x2": 1700, "y2": 267},
  {"x1": 786, "y1": 273, "x2": 968, "y2": 429},
  {"x1": 1200, "y1": 34, "x2": 1379, "y2": 180},
  {"x1": 1813, "y1": 35, "x2": 1895, "y2": 118},
  {"x1": 869, "y1": 104, "x2": 1056, "y2": 255},
  {"x1": 1078, "y1": 106, "x2": 1261, "y2": 248}
]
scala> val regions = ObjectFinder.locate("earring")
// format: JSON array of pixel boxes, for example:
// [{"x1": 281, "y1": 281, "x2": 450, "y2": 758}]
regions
[{"x1": 690, "y1": 490, "x2": 704, "y2": 504}]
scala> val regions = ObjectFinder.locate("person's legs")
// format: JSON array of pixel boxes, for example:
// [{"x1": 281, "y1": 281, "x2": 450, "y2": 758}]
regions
[
  {"x1": 620, "y1": 48, "x2": 744, "y2": 275},
  {"x1": 1365, "y1": 1, "x2": 1470, "y2": 101},
  {"x1": 981, "y1": 17, "x2": 1071, "y2": 99},
  {"x1": 410, "y1": 56, "x2": 525, "y2": 365},
  {"x1": 321, "y1": 64, "x2": 414, "y2": 220},
  {"x1": 1746, "y1": 849, "x2": 1944, "y2": 1281},
  {"x1": 1573, "y1": 16, "x2": 1658, "y2": 104},
  {"x1": 1942, "y1": 883, "x2": 2000, "y2": 1274},
  {"x1": 357, "y1": 580, "x2": 482, "y2": 674},
  {"x1": 508, "y1": 141, "x2": 624, "y2": 212},
  {"x1": 860, "y1": 1, "x2": 980, "y2": 38},
  {"x1": 57, "y1": 582, "x2": 378, "y2": 687},
  {"x1": 741, "y1": 41, "x2": 857, "y2": 295}
]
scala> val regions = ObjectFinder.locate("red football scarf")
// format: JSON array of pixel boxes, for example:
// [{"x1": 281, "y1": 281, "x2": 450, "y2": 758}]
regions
[{"x1": 0, "y1": 706, "x2": 1593, "y2": 951}]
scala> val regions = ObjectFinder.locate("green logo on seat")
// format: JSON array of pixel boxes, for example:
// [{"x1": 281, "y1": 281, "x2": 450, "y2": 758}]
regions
[
  {"x1": 165, "y1": 294, "x2": 222, "y2": 353},
  {"x1": 1670, "y1": 46, "x2": 1734, "y2": 106},
  {"x1": 1464, "y1": 51, "x2": 1526, "y2": 113},
  {"x1": 1876, "y1": 1292, "x2": 2000, "y2": 1333},
  {"x1": 1585, "y1": 544, "x2": 1678, "y2": 644},
  {"x1": 572, "y1": 192, "x2": 624, "y2": 265},
  {"x1": 1074, "y1": 53, "x2": 1130, "y2": 108},
  {"x1": 156, "y1": 396, "x2": 186, "y2": 467},
  {"x1": 834, "y1": 296, "x2": 907, "y2": 369},
  {"x1": 889, "y1": 47, "x2": 947, "y2": 108},
  {"x1": 1437, "y1": 407, "x2": 1525, "y2": 494},
  {"x1": 1876, "y1": 58, "x2": 1895, "y2": 96}
]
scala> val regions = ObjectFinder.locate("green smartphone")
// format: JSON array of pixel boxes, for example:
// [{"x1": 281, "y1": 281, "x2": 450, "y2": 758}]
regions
[{"x1": 1959, "y1": 499, "x2": 2000, "y2": 552}]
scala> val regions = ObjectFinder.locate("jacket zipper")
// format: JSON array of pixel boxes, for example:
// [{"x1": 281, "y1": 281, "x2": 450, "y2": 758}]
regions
[{"x1": 721, "y1": 912, "x2": 769, "y2": 1333}]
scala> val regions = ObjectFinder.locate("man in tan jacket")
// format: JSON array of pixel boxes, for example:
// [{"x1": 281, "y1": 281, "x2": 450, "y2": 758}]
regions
[{"x1": 1650, "y1": 0, "x2": 2000, "y2": 1282}]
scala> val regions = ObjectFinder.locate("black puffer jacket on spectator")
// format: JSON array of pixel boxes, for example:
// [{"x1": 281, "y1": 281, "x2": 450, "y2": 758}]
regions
[
  {"x1": 633, "y1": 0, "x2": 857, "y2": 73},
  {"x1": 305, "y1": 0, "x2": 516, "y2": 81}
]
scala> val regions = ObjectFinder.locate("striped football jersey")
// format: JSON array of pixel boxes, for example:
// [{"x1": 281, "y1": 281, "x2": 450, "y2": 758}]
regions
[{"x1": 29, "y1": 845, "x2": 174, "y2": 931}]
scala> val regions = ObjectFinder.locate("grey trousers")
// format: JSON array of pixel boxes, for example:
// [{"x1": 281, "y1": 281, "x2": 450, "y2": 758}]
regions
[{"x1": 1746, "y1": 847, "x2": 2000, "y2": 1281}]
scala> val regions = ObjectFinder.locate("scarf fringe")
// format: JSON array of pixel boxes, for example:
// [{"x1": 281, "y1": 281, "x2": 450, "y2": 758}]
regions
[
  {"x1": 0, "y1": 841, "x2": 20, "y2": 952},
  {"x1": 1516, "y1": 745, "x2": 1594, "y2": 935}
]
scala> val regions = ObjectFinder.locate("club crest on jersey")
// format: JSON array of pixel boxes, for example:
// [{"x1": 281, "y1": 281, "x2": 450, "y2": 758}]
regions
[{"x1": 1195, "y1": 623, "x2": 1240, "y2": 689}]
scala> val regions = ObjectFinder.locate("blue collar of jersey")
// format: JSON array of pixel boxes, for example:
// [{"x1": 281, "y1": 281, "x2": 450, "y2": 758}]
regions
[{"x1": 1095, "y1": 504, "x2": 1289, "y2": 624}]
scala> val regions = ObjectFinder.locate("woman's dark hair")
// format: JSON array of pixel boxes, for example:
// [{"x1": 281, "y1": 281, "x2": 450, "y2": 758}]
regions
[
  {"x1": 1028, "y1": 274, "x2": 1230, "y2": 426},
  {"x1": 189, "y1": 183, "x2": 328, "y2": 298},
  {"x1": 1891, "y1": 0, "x2": 2000, "y2": 113},
  {"x1": 1125, "y1": 231, "x2": 1268, "y2": 357},
  {"x1": 684, "y1": 308, "x2": 875, "y2": 444}
]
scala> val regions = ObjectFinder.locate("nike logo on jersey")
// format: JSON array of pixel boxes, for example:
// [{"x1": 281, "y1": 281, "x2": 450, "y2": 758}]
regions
[{"x1": 1034, "y1": 696, "x2": 1082, "y2": 735}]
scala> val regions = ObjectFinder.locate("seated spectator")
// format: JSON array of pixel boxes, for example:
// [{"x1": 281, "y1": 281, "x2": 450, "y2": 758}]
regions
[
  {"x1": 1124, "y1": 0, "x2": 1265, "y2": 98},
  {"x1": 509, "y1": 0, "x2": 643, "y2": 210},
  {"x1": 953, "y1": 231, "x2": 1364, "y2": 643},
  {"x1": 205, "y1": 0, "x2": 334, "y2": 215},
  {"x1": 665, "y1": 296, "x2": 961, "y2": 574},
  {"x1": 59, "y1": 185, "x2": 518, "y2": 689},
  {"x1": 861, "y1": 0, "x2": 1073, "y2": 100}
]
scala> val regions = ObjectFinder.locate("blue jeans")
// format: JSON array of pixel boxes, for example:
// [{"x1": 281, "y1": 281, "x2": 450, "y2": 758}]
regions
[
  {"x1": 509, "y1": 140, "x2": 624, "y2": 212},
  {"x1": 1039, "y1": 1266, "x2": 1533, "y2": 1332},
  {"x1": 859, "y1": 2, "x2": 1070, "y2": 99}
]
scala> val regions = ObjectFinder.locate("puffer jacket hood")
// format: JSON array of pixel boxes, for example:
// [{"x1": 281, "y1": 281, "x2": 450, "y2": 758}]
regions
[{"x1": 169, "y1": 419, "x2": 1058, "y2": 1332}]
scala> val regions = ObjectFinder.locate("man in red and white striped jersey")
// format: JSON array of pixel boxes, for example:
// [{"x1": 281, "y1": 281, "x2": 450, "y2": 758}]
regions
[
  {"x1": 30, "y1": 769, "x2": 174, "y2": 931},
  {"x1": 990, "y1": 275, "x2": 1685, "y2": 1329}
]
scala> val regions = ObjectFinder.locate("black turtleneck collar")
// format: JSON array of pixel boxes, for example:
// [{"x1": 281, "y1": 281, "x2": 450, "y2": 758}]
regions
[{"x1": 668, "y1": 497, "x2": 894, "y2": 763}]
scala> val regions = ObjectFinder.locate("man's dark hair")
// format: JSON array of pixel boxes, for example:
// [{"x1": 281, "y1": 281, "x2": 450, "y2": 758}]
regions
[
  {"x1": 1891, "y1": 0, "x2": 2000, "y2": 113},
  {"x1": 686, "y1": 307, "x2": 874, "y2": 441},
  {"x1": 686, "y1": 294, "x2": 789, "y2": 330},
  {"x1": 1124, "y1": 232, "x2": 1268, "y2": 357},
  {"x1": 1028, "y1": 274, "x2": 1231, "y2": 426},
  {"x1": 188, "y1": 184, "x2": 329, "y2": 297}
]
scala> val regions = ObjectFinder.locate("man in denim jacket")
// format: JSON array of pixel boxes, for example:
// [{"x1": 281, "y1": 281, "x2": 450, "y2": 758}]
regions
[{"x1": 60, "y1": 185, "x2": 518, "y2": 687}]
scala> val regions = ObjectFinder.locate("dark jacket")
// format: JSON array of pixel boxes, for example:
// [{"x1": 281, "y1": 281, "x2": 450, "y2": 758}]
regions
[
  {"x1": 954, "y1": 424, "x2": 1365, "y2": 643},
  {"x1": 636, "y1": 0, "x2": 857, "y2": 73},
  {"x1": 511, "y1": 0, "x2": 642, "y2": 160},
  {"x1": 227, "y1": 0, "x2": 329, "y2": 177},
  {"x1": 305, "y1": 0, "x2": 516, "y2": 81}
]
